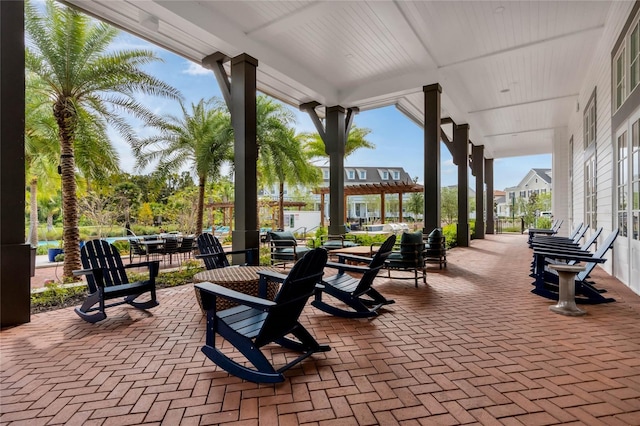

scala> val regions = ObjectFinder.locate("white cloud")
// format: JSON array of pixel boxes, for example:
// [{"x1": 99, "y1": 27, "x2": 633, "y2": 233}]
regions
[{"x1": 182, "y1": 61, "x2": 210, "y2": 76}]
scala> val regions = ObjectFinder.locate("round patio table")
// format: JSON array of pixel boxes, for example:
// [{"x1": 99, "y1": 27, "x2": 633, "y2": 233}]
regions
[{"x1": 193, "y1": 266, "x2": 280, "y2": 312}]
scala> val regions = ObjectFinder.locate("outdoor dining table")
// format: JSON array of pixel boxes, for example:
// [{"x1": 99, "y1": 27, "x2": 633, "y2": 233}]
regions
[
  {"x1": 138, "y1": 239, "x2": 165, "y2": 262},
  {"x1": 192, "y1": 266, "x2": 281, "y2": 312}
]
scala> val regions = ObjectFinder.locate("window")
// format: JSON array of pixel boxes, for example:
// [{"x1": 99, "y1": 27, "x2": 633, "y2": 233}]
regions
[
  {"x1": 584, "y1": 91, "x2": 596, "y2": 149},
  {"x1": 382, "y1": 171, "x2": 389, "y2": 180},
  {"x1": 615, "y1": 47, "x2": 627, "y2": 110},
  {"x1": 630, "y1": 123, "x2": 637, "y2": 236},
  {"x1": 323, "y1": 170, "x2": 329, "y2": 180},
  {"x1": 359, "y1": 170, "x2": 366, "y2": 179},
  {"x1": 393, "y1": 171, "x2": 400, "y2": 180},
  {"x1": 569, "y1": 136, "x2": 574, "y2": 222},
  {"x1": 613, "y1": 10, "x2": 640, "y2": 111},
  {"x1": 618, "y1": 130, "x2": 629, "y2": 237},
  {"x1": 631, "y1": 23, "x2": 640, "y2": 90},
  {"x1": 585, "y1": 155, "x2": 597, "y2": 229},
  {"x1": 347, "y1": 170, "x2": 355, "y2": 179}
]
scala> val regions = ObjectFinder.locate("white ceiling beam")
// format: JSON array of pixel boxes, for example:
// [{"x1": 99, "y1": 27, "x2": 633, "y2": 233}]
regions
[
  {"x1": 246, "y1": 1, "x2": 343, "y2": 38},
  {"x1": 368, "y1": 1, "x2": 437, "y2": 68},
  {"x1": 484, "y1": 126, "x2": 566, "y2": 138},
  {"x1": 468, "y1": 94, "x2": 579, "y2": 115},
  {"x1": 155, "y1": 0, "x2": 340, "y2": 105},
  {"x1": 439, "y1": 25, "x2": 604, "y2": 70},
  {"x1": 339, "y1": 70, "x2": 437, "y2": 106}
]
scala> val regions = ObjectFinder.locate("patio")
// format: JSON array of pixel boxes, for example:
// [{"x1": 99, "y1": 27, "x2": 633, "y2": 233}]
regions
[{"x1": 2, "y1": 233, "x2": 639, "y2": 425}]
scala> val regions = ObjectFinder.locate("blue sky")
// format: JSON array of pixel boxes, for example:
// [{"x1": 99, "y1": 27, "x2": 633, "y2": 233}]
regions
[{"x1": 111, "y1": 31, "x2": 551, "y2": 191}]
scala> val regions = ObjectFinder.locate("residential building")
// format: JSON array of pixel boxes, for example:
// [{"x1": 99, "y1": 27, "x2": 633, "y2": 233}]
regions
[{"x1": 502, "y1": 169, "x2": 552, "y2": 218}]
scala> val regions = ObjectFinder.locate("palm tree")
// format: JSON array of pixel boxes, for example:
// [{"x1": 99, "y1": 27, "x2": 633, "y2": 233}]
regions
[
  {"x1": 132, "y1": 98, "x2": 233, "y2": 236},
  {"x1": 255, "y1": 96, "x2": 320, "y2": 229},
  {"x1": 25, "y1": 0, "x2": 181, "y2": 277},
  {"x1": 25, "y1": 78, "x2": 59, "y2": 247},
  {"x1": 303, "y1": 125, "x2": 375, "y2": 160},
  {"x1": 260, "y1": 127, "x2": 320, "y2": 229}
]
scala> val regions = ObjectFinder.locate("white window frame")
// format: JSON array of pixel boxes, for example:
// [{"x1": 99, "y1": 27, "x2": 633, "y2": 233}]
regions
[
  {"x1": 613, "y1": 12, "x2": 640, "y2": 112},
  {"x1": 359, "y1": 170, "x2": 366, "y2": 179},
  {"x1": 382, "y1": 171, "x2": 389, "y2": 180},
  {"x1": 393, "y1": 171, "x2": 400, "y2": 180},
  {"x1": 347, "y1": 170, "x2": 355, "y2": 179},
  {"x1": 323, "y1": 170, "x2": 329, "y2": 180},
  {"x1": 617, "y1": 129, "x2": 629, "y2": 237},
  {"x1": 585, "y1": 155, "x2": 597, "y2": 230}
]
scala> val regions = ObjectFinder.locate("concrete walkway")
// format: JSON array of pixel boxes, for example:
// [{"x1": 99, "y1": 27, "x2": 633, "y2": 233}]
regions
[{"x1": 3, "y1": 233, "x2": 640, "y2": 425}]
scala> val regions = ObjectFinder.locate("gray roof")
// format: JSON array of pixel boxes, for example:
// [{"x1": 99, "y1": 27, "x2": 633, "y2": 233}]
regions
[
  {"x1": 319, "y1": 166, "x2": 413, "y2": 186},
  {"x1": 532, "y1": 168, "x2": 552, "y2": 184}
]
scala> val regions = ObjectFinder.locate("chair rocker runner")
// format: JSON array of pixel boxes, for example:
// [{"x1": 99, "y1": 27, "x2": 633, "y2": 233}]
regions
[
  {"x1": 195, "y1": 248, "x2": 330, "y2": 383},
  {"x1": 74, "y1": 240, "x2": 159, "y2": 323},
  {"x1": 313, "y1": 234, "x2": 397, "y2": 318}
]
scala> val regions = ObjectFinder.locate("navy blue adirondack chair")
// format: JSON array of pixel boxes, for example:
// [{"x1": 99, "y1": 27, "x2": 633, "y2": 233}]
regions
[
  {"x1": 312, "y1": 234, "x2": 396, "y2": 318},
  {"x1": 531, "y1": 229, "x2": 618, "y2": 304},
  {"x1": 74, "y1": 239, "x2": 159, "y2": 323},
  {"x1": 196, "y1": 233, "x2": 256, "y2": 269},
  {"x1": 195, "y1": 247, "x2": 330, "y2": 383}
]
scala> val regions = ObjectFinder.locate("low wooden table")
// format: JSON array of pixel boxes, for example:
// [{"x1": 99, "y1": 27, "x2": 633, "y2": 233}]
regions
[
  {"x1": 193, "y1": 266, "x2": 280, "y2": 312},
  {"x1": 329, "y1": 245, "x2": 379, "y2": 257}
]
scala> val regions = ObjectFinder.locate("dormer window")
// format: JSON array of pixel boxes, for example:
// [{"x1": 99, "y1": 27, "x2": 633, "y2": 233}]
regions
[
  {"x1": 393, "y1": 171, "x2": 400, "y2": 180},
  {"x1": 359, "y1": 170, "x2": 366, "y2": 179},
  {"x1": 382, "y1": 171, "x2": 389, "y2": 180},
  {"x1": 347, "y1": 170, "x2": 355, "y2": 179},
  {"x1": 323, "y1": 170, "x2": 329, "y2": 179}
]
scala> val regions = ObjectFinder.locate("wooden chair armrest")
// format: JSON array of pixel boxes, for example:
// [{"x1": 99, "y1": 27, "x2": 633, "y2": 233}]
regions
[
  {"x1": 257, "y1": 270, "x2": 288, "y2": 283},
  {"x1": 533, "y1": 251, "x2": 605, "y2": 263},
  {"x1": 195, "y1": 282, "x2": 276, "y2": 310}
]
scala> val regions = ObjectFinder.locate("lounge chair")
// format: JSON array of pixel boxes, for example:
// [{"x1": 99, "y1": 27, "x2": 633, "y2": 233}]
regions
[
  {"x1": 196, "y1": 233, "x2": 256, "y2": 269},
  {"x1": 268, "y1": 230, "x2": 312, "y2": 268},
  {"x1": 312, "y1": 234, "x2": 396, "y2": 318},
  {"x1": 531, "y1": 229, "x2": 619, "y2": 304},
  {"x1": 194, "y1": 247, "x2": 330, "y2": 383},
  {"x1": 74, "y1": 239, "x2": 159, "y2": 323},
  {"x1": 384, "y1": 230, "x2": 427, "y2": 287}
]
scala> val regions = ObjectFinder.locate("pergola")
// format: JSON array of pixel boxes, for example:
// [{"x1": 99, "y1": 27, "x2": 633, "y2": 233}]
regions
[
  {"x1": 313, "y1": 182, "x2": 424, "y2": 226},
  {"x1": 205, "y1": 200, "x2": 307, "y2": 228}
]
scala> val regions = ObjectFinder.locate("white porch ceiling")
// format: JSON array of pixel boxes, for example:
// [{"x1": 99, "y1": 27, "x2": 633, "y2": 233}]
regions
[{"x1": 65, "y1": 0, "x2": 617, "y2": 159}]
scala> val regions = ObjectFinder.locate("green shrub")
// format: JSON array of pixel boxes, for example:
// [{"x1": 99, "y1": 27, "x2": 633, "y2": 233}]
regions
[
  {"x1": 54, "y1": 253, "x2": 64, "y2": 262},
  {"x1": 112, "y1": 240, "x2": 129, "y2": 254},
  {"x1": 31, "y1": 284, "x2": 87, "y2": 309},
  {"x1": 442, "y1": 224, "x2": 457, "y2": 249}
]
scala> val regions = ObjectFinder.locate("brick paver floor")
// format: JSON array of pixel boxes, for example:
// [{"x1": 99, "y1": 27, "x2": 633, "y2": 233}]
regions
[{"x1": 2, "y1": 233, "x2": 639, "y2": 425}]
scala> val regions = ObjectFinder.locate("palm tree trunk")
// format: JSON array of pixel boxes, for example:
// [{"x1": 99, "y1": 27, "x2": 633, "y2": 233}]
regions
[
  {"x1": 29, "y1": 177, "x2": 38, "y2": 246},
  {"x1": 54, "y1": 99, "x2": 80, "y2": 278},
  {"x1": 195, "y1": 175, "x2": 206, "y2": 236},
  {"x1": 279, "y1": 181, "x2": 285, "y2": 230}
]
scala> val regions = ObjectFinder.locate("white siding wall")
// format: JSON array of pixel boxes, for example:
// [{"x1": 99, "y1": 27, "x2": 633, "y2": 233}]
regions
[{"x1": 566, "y1": 2, "x2": 634, "y2": 278}]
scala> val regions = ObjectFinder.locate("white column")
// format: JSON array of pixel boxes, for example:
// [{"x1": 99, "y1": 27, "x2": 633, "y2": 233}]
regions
[{"x1": 552, "y1": 127, "x2": 569, "y2": 237}]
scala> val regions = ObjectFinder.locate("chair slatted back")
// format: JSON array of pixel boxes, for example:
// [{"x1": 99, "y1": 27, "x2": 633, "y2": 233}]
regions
[
  {"x1": 567, "y1": 223, "x2": 584, "y2": 240},
  {"x1": 179, "y1": 236, "x2": 194, "y2": 252},
  {"x1": 354, "y1": 234, "x2": 396, "y2": 296},
  {"x1": 580, "y1": 227, "x2": 603, "y2": 251},
  {"x1": 197, "y1": 233, "x2": 229, "y2": 269},
  {"x1": 129, "y1": 239, "x2": 146, "y2": 256},
  {"x1": 81, "y1": 240, "x2": 129, "y2": 294},
  {"x1": 163, "y1": 237, "x2": 179, "y2": 253},
  {"x1": 577, "y1": 229, "x2": 619, "y2": 281},
  {"x1": 256, "y1": 248, "x2": 328, "y2": 347}
]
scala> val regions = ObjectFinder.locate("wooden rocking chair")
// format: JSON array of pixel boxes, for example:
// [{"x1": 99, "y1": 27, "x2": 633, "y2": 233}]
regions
[
  {"x1": 73, "y1": 240, "x2": 159, "y2": 323},
  {"x1": 312, "y1": 234, "x2": 396, "y2": 318},
  {"x1": 194, "y1": 247, "x2": 330, "y2": 383}
]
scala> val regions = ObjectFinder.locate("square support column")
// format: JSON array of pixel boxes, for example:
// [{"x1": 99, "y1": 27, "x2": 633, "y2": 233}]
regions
[
  {"x1": 325, "y1": 106, "x2": 347, "y2": 236},
  {"x1": 472, "y1": 145, "x2": 485, "y2": 239},
  {"x1": 423, "y1": 84, "x2": 441, "y2": 233},
  {"x1": 485, "y1": 158, "x2": 495, "y2": 234},
  {"x1": 1, "y1": 0, "x2": 31, "y2": 327},
  {"x1": 230, "y1": 54, "x2": 259, "y2": 264},
  {"x1": 454, "y1": 124, "x2": 470, "y2": 247},
  {"x1": 552, "y1": 127, "x2": 569, "y2": 236}
]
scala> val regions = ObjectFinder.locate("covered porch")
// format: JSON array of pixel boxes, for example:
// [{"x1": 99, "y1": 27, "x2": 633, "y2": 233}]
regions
[{"x1": 2, "y1": 233, "x2": 639, "y2": 424}]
